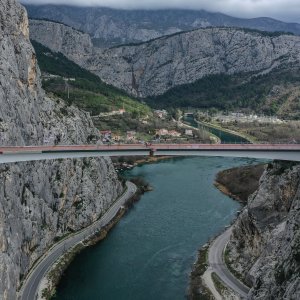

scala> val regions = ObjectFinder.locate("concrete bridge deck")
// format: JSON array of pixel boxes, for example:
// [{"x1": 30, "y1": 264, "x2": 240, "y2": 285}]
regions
[{"x1": 0, "y1": 144, "x2": 299, "y2": 163}]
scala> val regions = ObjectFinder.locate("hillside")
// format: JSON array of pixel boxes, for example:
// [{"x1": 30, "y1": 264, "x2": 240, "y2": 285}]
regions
[
  {"x1": 146, "y1": 65, "x2": 300, "y2": 118},
  {"x1": 29, "y1": 21, "x2": 300, "y2": 100},
  {"x1": 32, "y1": 40, "x2": 151, "y2": 116},
  {"x1": 25, "y1": 5, "x2": 300, "y2": 47}
]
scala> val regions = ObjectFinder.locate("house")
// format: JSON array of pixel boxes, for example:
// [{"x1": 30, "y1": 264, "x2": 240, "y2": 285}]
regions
[
  {"x1": 169, "y1": 130, "x2": 181, "y2": 137},
  {"x1": 155, "y1": 129, "x2": 169, "y2": 136},
  {"x1": 118, "y1": 108, "x2": 126, "y2": 114},
  {"x1": 112, "y1": 133, "x2": 122, "y2": 142},
  {"x1": 185, "y1": 129, "x2": 193, "y2": 136},
  {"x1": 126, "y1": 131, "x2": 136, "y2": 141},
  {"x1": 154, "y1": 110, "x2": 168, "y2": 119},
  {"x1": 63, "y1": 77, "x2": 76, "y2": 82},
  {"x1": 100, "y1": 130, "x2": 112, "y2": 141}
]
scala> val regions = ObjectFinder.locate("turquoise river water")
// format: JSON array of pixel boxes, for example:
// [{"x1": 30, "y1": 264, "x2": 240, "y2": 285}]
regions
[
  {"x1": 55, "y1": 156, "x2": 261, "y2": 300},
  {"x1": 183, "y1": 115, "x2": 250, "y2": 144}
]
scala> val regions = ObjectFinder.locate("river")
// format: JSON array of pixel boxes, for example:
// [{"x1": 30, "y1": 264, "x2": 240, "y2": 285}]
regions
[
  {"x1": 54, "y1": 156, "x2": 261, "y2": 300},
  {"x1": 183, "y1": 115, "x2": 250, "y2": 144}
]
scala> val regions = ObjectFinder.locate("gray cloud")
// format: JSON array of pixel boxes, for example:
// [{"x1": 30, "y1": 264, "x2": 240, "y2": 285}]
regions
[{"x1": 21, "y1": 0, "x2": 300, "y2": 23}]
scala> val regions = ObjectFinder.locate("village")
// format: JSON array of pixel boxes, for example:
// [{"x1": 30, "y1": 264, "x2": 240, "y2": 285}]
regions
[{"x1": 98, "y1": 109, "x2": 198, "y2": 145}]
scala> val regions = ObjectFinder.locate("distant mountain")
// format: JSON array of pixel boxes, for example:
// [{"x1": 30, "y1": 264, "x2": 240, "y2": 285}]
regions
[
  {"x1": 25, "y1": 5, "x2": 300, "y2": 48},
  {"x1": 29, "y1": 20, "x2": 300, "y2": 103}
]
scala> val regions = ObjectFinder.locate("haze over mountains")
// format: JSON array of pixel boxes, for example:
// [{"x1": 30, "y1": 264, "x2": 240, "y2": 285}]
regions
[{"x1": 25, "y1": 4, "x2": 300, "y2": 47}]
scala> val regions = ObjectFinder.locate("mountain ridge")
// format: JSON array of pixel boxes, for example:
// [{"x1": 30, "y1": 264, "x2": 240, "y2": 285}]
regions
[
  {"x1": 25, "y1": 4, "x2": 300, "y2": 47},
  {"x1": 29, "y1": 20, "x2": 300, "y2": 100}
]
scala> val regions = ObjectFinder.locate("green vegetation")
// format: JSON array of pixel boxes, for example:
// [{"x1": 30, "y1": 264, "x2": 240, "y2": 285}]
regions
[
  {"x1": 224, "y1": 247, "x2": 249, "y2": 286},
  {"x1": 237, "y1": 27, "x2": 294, "y2": 37},
  {"x1": 189, "y1": 245, "x2": 214, "y2": 300},
  {"x1": 146, "y1": 66, "x2": 300, "y2": 115},
  {"x1": 211, "y1": 272, "x2": 228, "y2": 296},
  {"x1": 32, "y1": 40, "x2": 151, "y2": 117},
  {"x1": 215, "y1": 164, "x2": 265, "y2": 203},
  {"x1": 219, "y1": 121, "x2": 300, "y2": 143}
]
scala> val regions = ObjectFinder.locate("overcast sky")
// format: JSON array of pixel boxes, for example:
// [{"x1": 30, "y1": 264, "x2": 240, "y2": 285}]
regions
[{"x1": 21, "y1": 0, "x2": 300, "y2": 23}]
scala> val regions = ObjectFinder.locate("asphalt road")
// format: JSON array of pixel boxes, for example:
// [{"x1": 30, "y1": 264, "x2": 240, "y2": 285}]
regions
[
  {"x1": 208, "y1": 227, "x2": 250, "y2": 299},
  {"x1": 19, "y1": 181, "x2": 137, "y2": 300},
  {"x1": 1, "y1": 144, "x2": 299, "y2": 164}
]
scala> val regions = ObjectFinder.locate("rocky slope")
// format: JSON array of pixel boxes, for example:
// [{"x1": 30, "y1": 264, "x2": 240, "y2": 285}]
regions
[
  {"x1": 0, "y1": 1, "x2": 122, "y2": 299},
  {"x1": 227, "y1": 161, "x2": 300, "y2": 299},
  {"x1": 29, "y1": 20, "x2": 300, "y2": 98},
  {"x1": 29, "y1": 19, "x2": 94, "y2": 66},
  {"x1": 25, "y1": 5, "x2": 300, "y2": 47}
]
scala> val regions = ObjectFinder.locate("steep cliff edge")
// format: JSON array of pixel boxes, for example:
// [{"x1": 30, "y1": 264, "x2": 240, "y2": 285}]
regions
[
  {"x1": 227, "y1": 161, "x2": 300, "y2": 299},
  {"x1": 29, "y1": 20, "x2": 300, "y2": 98},
  {"x1": 0, "y1": 1, "x2": 122, "y2": 299},
  {"x1": 29, "y1": 19, "x2": 94, "y2": 68}
]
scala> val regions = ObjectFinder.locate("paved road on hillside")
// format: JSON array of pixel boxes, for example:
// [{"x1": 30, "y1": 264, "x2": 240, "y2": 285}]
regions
[
  {"x1": 208, "y1": 228, "x2": 250, "y2": 299},
  {"x1": 19, "y1": 181, "x2": 137, "y2": 300}
]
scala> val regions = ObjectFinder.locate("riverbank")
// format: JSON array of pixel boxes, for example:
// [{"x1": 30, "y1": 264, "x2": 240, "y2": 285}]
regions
[
  {"x1": 189, "y1": 163, "x2": 264, "y2": 299},
  {"x1": 178, "y1": 117, "x2": 221, "y2": 144},
  {"x1": 214, "y1": 164, "x2": 266, "y2": 203},
  {"x1": 37, "y1": 181, "x2": 146, "y2": 299},
  {"x1": 113, "y1": 155, "x2": 176, "y2": 171},
  {"x1": 38, "y1": 207, "x2": 128, "y2": 300},
  {"x1": 195, "y1": 119, "x2": 254, "y2": 144},
  {"x1": 20, "y1": 182, "x2": 138, "y2": 300},
  {"x1": 45, "y1": 180, "x2": 152, "y2": 300},
  {"x1": 182, "y1": 115, "x2": 252, "y2": 144}
]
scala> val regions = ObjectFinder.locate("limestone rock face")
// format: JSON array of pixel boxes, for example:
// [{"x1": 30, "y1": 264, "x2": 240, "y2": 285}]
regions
[
  {"x1": 0, "y1": 1, "x2": 122, "y2": 299},
  {"x1": 227, "y1": 162, "x2": 300, "y2": 300},
  {"x1": 29, "y1": 20, "x2": 300, "y2": 98},
  {"x1": 0, "y1": 157, "x2": 121, "y2": 300},
  {"x1": 25, "y1": 5, "x2": 300, "y2": 47},
  {"x1": 29, "y1": 19, "x2": 94, "y2": 66}
]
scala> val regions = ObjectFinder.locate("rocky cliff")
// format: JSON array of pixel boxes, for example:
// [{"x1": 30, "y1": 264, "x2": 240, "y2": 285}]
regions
[
  {"x1": 29, "y1": 20, "x2": 300, "y2": 98},
  {"x1": 0, "y1": 1, "x2": 122, "y2": 299},
  {"x1": 227, "y1": 161, "x2": 300, "y2": 299},
  {"x1": 25, "y1": 5, "x2": 300, "y2": 47},
  {"x1": 29, "y1": 19, "x2": 94, "y2": 67}
]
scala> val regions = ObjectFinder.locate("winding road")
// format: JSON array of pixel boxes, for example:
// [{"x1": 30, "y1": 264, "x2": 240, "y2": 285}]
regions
[
  {"x1": 19, "y1": 181, "x2": 137, "y2": 300},
  {"x1": 208, "y1": 227, "x2": 250, "y2": 299}
]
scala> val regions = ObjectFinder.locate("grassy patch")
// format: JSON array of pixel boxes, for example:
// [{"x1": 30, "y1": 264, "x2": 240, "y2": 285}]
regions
[
  {"x1": 32, "y1": 40, "x2": 151, "y2": 117},
  {"x1": 219, "y1": 121, "x2": 300, "y2": 143}
]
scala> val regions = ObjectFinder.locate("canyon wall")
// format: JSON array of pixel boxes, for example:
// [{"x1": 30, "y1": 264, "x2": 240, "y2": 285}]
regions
[
  {"x1": 0, "y1": 1, "x2": 122, "y2": 299},
  {"x1": 227, "y1": 161, "x2": 300, "y2": 299}
]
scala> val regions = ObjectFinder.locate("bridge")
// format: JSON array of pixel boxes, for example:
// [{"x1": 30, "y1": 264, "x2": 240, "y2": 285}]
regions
[
  {"x1": 12, "y1": 143, "x2": 299, "y2": 300},
  {"x1": 1, "y1": 144, "x2": 300, "y2": 163}
]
